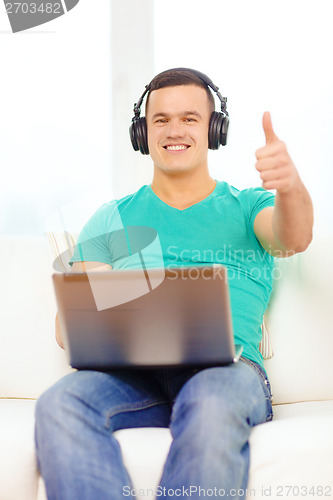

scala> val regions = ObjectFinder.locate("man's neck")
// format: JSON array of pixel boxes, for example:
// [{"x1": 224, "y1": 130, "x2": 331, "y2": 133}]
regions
[{"x1": 150, "y1": 171, "x2": 217, "y2": 210}]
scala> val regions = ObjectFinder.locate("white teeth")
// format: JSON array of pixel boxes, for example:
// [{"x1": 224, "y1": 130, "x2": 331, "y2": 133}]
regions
[{"x1": 166, "y1": 145, "x2": 188, "y2": 151}]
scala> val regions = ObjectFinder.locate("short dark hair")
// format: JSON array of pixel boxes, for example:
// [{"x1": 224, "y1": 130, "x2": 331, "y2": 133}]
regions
[{"x1": 145, "y1": 68, "x2": 215, "y2": 114}]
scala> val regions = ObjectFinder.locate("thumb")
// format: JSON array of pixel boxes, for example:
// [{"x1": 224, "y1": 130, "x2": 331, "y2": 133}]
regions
[{"x1": 263, "y1": 111, "x2": 278, "y2": 144}]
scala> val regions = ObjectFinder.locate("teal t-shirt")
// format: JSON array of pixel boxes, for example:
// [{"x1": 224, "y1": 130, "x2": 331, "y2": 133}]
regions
[{"x1": 70, "y1": 180, "x2": 275, "y2": 368}]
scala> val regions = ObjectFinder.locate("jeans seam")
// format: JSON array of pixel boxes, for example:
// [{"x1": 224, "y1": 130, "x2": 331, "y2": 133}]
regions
[
  {"x1": 240, "y1": 357, "x2": 266, "y2": 384},
  {"x1": 105, "y1": 399, "x2": 168, "y2": 429},
  {"x1": 240, "y1": 357, "x2": 273, "y2": 422}
]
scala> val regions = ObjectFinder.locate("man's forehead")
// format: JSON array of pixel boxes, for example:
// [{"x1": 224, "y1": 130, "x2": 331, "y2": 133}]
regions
[{"x1": 146, "y1": 85, "x2": 210, "y2": 114}]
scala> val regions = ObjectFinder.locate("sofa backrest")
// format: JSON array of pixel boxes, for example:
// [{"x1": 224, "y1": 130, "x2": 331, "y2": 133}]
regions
[
  {"x1": 1, "y1": 235, "x2": 332, "y2": 404},
  {"x1": 0, "y1": 236, "x2": 71, "y2": 399},
  {"x1": 264, "y1": 235, "x2": 333, "y2": 404}
]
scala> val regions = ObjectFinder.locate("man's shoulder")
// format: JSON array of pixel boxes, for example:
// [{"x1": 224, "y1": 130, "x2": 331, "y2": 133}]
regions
[
  {"x1": 116, "y1": 184, "x2": 150, "y2": 206},
  {"x1": 217, "y1": 181, "x2": 274, "y2": 202},
  {"x1": 94, "y1": 185, "x2": 150, "y2": 216},
  {"x1": 215, "y1": 180, "x2": 249, "y2": 200}
]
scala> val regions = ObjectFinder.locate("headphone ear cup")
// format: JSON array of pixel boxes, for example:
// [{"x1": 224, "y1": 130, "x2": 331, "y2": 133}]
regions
[
  {"x1": 130, "y1": 120, "x2": 139, "y2": 151},
  {"x1": 209, "y1": 112, "x2": 222, "y2": 149},
  {"x1": 220, "y1": 114, "x2": 229, "y2": 146},
  {"x1": 208, "y1": 112, "x2": 229, "y2": 149},
  {"x1": 130, "y1": 117, "x2": 149, "y2": 155}
]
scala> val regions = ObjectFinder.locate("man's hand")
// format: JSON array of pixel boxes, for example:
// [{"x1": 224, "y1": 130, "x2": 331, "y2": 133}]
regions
[
  {"x1": 253, "y1": 111, "x2": 313, "y2": 256},
  {"x1": 255, "y1": 111, "x2": 300, "y2": 194}
]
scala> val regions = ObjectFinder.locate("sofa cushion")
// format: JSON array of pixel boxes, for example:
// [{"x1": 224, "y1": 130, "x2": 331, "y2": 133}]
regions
[
  {"x1": 3, "y1": 399, "x2": 332, "y2": 500},
  {"x1": 114, "y1": 427, "x2": 172, "y2": 498},
  {"x1": 248, "y1": 400, "x2": 333, "y2": 497},
  {"x1": 114, "y1": 401, "x2": 333, "y2": 500},
  {"x1": 0, "y1": 399, "x2": 38, "y2": 500}
]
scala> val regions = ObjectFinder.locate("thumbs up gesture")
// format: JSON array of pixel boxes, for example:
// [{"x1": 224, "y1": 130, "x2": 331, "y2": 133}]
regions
[{"x1": 255, "y1": 112, "x2": 299, "y2": 194}]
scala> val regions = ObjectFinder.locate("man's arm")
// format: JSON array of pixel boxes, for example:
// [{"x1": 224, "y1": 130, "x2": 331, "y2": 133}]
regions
[
  {"x1": 55, "y1": 261, "x2": 112, "y2": 349},
  {"x1": 253, "y1": 112, "x2": 313, "y2": 257}
]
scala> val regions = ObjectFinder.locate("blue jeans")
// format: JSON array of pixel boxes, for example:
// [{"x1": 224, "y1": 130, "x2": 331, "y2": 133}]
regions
[{"x1": 35, "y1": 358, "x2": 273, "y2": 500}]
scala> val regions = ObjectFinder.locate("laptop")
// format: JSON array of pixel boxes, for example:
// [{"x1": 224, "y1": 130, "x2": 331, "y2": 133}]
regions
[{"x1": 52, "y1": 265, "x2": 243, "y2": 369}]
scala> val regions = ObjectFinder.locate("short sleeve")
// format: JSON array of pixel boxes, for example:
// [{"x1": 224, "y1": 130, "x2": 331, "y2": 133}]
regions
[
  {"x1": 69, "y1": 201, "x2": 124, "y2": 266},
  {"x1": 247, "y1": 187, "x2": 275, "y2": 228}
]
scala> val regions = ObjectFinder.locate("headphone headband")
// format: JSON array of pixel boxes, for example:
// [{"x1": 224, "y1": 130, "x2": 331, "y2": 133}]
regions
[{"x1": 132, "y1": 67, "x2": 228, "y2": 119}]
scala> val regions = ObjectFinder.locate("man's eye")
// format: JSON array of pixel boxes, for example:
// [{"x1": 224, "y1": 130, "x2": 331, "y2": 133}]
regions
[
  {"x1": 184, "y1": 118, "x2": 195, "y2": 122},
  {"x1": 155, "y1": 118, "x2": 167, "y2": 123}
]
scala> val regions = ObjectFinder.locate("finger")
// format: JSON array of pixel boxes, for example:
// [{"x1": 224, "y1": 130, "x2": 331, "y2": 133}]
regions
[
  {"x1": 262, "y1": 178, "x2": 291, "y2": 192},
  {"x1": 255, "y1": 139, "x2": 286, "y2": 160},
  {"x1": 259, "y1": 166, "x2": 291, "y2": 183},
  {"x1": 255, "y1": 155, "x2": 286, "y2": 172},
  {"x1": 263, "y1": 111, "x2": 279, "y2": 144}
]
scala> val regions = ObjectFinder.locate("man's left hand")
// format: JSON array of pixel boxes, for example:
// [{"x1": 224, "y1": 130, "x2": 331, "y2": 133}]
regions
[{"x1": 255, "y1": 112, "x2": 300, "y2": 194}]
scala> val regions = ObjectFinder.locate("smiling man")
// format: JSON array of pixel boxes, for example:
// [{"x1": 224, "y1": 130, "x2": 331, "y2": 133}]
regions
[
  {"x1": 148, "y1": 84, "x2": 212, "y2": 172},
  {"x1": 35, "y1": 68, "x2": 313, "y2": 500}
]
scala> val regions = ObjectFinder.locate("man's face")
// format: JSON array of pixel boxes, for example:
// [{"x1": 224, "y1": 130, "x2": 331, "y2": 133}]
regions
[{"x1": 146, "y1": 85, "x2": 211, "y2": 175}]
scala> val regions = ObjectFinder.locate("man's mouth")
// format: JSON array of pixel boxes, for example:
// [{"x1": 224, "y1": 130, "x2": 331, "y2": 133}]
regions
[{"x1": 163, "y1": 144, "x2": 190, "y2": 151}]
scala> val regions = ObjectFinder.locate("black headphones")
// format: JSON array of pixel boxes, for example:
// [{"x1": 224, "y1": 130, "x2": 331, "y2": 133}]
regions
[{"x1": 129, "y1": 68, "x2": 229, "y2": 155}]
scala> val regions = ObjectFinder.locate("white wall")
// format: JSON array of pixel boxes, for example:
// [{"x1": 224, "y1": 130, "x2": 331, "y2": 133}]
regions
[
  {"x1": 153, "y1": 0, "x2": 333, "y2": 237},
  {"x1": 1, "y1": 0, "x2": 332, "y2": 239},
  {"x1": 110, "y1": 0, "x2": 154, "y2": 199},
  {"x1": 0, "y1": 0, "x2": 112, "y2": 236}
]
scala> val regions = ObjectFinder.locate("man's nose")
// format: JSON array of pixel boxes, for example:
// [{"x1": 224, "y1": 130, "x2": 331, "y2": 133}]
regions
[{"x1": 166, "y1": 119, "x2": 185, "y2": 137}]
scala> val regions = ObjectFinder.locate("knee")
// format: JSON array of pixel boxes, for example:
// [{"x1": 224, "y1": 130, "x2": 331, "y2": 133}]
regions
[
  {"x1": 171, "y1": 367, "x2": 255, "y2": 437},
  {"x1": 176, "y1": 368, "x2": 245, "y2": 418},
  {"x1": 176, "y1": 390, "x2": 241, "y2": 432},
  {"x1": 171, "y1": 393, "x2": 244, "y2": 462},
  {"x1": 172, "y1": 364, "x2": 269, "y2": 442},
  {"x1": 35, "y1": 371, "x2": 83, "y2": 428}
]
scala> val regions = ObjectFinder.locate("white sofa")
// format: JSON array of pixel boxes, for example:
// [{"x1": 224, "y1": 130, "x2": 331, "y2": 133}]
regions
[{"x1": 1, "y1": 235, "x2": 333, "y2": 500}]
